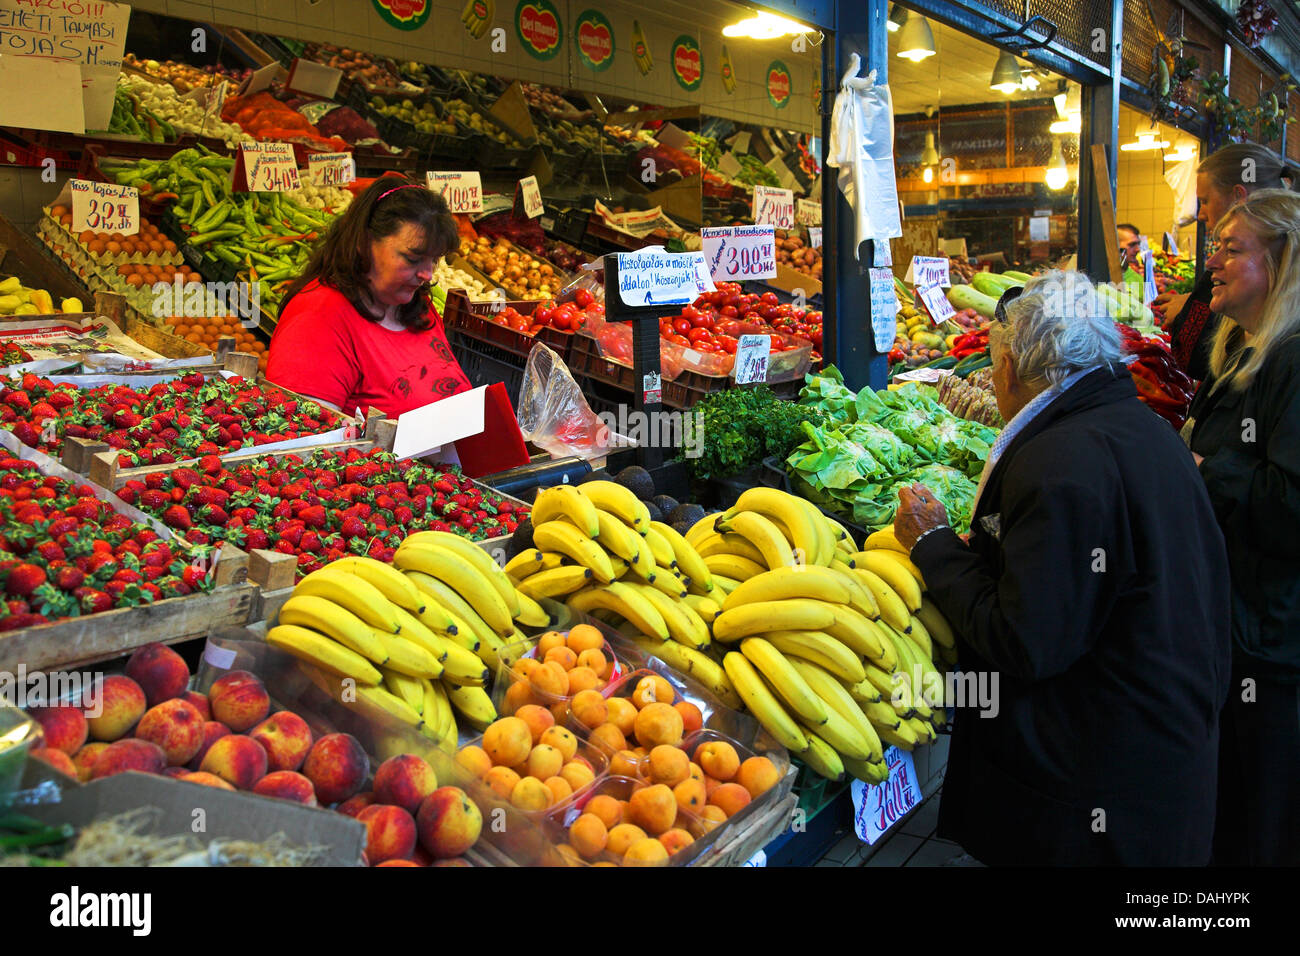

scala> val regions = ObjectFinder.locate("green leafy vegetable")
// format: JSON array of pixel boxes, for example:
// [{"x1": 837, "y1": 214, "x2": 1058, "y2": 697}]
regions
[{"x1": 680, "y1": 386, "x2": 829, "y2": 481}]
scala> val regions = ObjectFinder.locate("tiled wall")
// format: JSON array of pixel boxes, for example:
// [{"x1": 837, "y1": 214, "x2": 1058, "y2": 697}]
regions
[
  {"x1": 1115, "y1": 106, "x2": 1199, "y2": 256},
  {"x1": 0, "y1": 168, "x2": 74, "y2": 231}
]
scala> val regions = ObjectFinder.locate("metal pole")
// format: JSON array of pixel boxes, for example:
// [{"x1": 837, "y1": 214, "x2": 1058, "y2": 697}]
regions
[{"x1": 1077, "y1": 0, "x2": 1122, "y2": 281}]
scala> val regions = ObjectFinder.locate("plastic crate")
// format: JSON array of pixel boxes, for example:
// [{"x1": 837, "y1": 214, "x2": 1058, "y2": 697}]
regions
[
  {"x1": 451, "y1": 303, "x2": 574, "y2": 362},
  {"x1": 567, "y1": 332, "x2": 728, "y2": 411},
  {"x1": 550, "y1": 209, "x2": 589, "y2": 247},
  {"x1": 791, "y1": 758, "x2": 850, "y2": 822},
  {"x1": 448, "y1": 330, "x2": 526, "y2": 403}
]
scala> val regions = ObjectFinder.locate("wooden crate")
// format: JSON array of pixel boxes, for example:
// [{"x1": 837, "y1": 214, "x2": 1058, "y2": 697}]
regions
[{"x1": 697, "y1": 769, "x2": 798, "y2": 866}]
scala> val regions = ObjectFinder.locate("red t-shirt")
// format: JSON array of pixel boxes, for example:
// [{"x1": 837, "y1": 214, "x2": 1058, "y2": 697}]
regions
[{"x1": 267, "y1": 280, "x2": 472, "y2": 418}]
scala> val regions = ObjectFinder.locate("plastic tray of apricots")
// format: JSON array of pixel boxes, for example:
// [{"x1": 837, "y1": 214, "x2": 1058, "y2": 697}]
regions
[{"x1": 490, "y1": 621, "x2": 644, "y2": 720}]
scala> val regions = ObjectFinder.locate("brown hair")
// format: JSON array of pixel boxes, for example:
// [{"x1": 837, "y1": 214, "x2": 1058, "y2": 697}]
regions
[
  {"x1": 278, "y1": 175, "x2": 459, "y2": 330},
  {"x1": 1197, "y1": 143, "x2": 1298, "y2": 195}
]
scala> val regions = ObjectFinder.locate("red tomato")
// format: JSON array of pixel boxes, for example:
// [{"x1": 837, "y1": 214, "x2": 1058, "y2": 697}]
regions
[
  {"x1": 672, "y1": 317, "x2": 692, "y2": 335},
  {"x1": 669, "y1": 334, "x2": 690, "y2": 346},
  {"x1": 760, "y1": 292, "x2": 779, "y2": 307},
  {"x1": 718, "y1": 337, "x2": 738, "y2": 354},
  {"x1": 573, "y1": 288, "x2": 594, "y2": 309},
  {"x1": 533, "y1": 306, "x2": 552, "y2": 326},
  {"x1": 686, "y1": 327, "x2": 711, "y2": 344},
  {"x1": 719, "y1": 305, "x2": 739, "y2": 318}
]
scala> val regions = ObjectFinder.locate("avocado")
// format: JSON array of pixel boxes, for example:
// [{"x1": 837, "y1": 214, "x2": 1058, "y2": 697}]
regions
[
  {"x1": 669, "y1": 503, "x2": 706, "y2": 529},
  {"x1": 652, "y1": 495, "x2": 679, "y2": 516},
  {"x1": 579, "y1": 468, "x2": 612, "y2": 484},
  {"x1": 671, "y1": 520, "x2": 693, "y2": 537},
  {"x1": 505, "y1": 517, "x2": 534, "y2": 559},
  {"x1": 615, "y1": 465, "x2": 655, "y2": 501},
  {"x1": 644, "y1": 501, "x2": 664, "y2": 523}
]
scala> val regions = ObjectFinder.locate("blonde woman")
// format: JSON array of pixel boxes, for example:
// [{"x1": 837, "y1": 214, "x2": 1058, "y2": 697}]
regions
[{"x1": 1185, "y1": 188, "x2": 1300, "y2": 865}]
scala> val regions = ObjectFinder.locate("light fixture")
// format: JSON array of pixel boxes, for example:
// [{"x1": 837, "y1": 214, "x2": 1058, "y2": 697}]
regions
[
  {"x1": 1019, "y1": 70, "x2": 1040, "y2": 92},
  {"x1": 1164, "y1": 142, "x2": 1198, "y2": 163},
  {"x1": 723, "y1": 11, "x2": 811, "y2": 39},
  {"x1": 923, "y1": 166, "x2": 935, "y2": 183},
  {"x1": 888, "y1": 4, "x2": 907, "y2": 32},
  {"x1": 1045, "y1": 139, "x2": 1069, "y2": 190},
  {"x1": 1121, "y1": 128, "x2": 1171, "y2": 151},
  {"x1": 920, "y1": 127, "x2": 940, "y2": 183},
  {"x1": 1050, "y1": 85, "x2": 1081, "y2": 133},
  {"x1": 990, "y1": 51, "x2": 1023, "y2": 94},
  {"x1": 896, "y1": 13, "x2": 935, "y2": 61}
]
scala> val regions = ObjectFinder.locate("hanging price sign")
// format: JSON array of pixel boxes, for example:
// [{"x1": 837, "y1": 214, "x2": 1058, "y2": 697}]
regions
[
  {"x1": 701, "y1": 225, "x2": 776, "y2": 282},
  {"x1": 69, "y1": 179, "x2": 138, "y2": 235},
  {"x1": 752, "y1": 185, "x2": 794, "y2": 228},
  {"x1": 307, "y1": 152, "x2": 355, "y2": 187},
  {"x1": 734, "y1": 334, "x2": 771, "y2": 384},
  {"x1": 906, "y1": 255, "x2": 950, "y2": 288},
  {"x1": 851, "y1": 747, "x2": 921, "y2": 845},
  {"x1": 809, "y1": 226, "x2": 823, "y2": 249},
  {"x1": 869, "y1": 267, "x2": 899, "y2": 351},
  {"x1": 426, "y1": 171, "x2": 484, "y2": 213},
  {"x1": 237, "y1": 142, "x2": 300, "y2": 192},
  {"x1": 917, "y1": 283, "x2": 955, "y2": 324},
  {"x1": 796, "y1": 197, "x2": 821, "y2": 226},
  {"x1": 518, "y1": 175, "x2": 544, "y2": 218}
]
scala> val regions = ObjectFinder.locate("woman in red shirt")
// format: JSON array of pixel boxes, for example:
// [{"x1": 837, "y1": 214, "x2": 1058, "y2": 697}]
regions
[{"x1": 268, "y1": 176, "x2": 472, "y2": 417}]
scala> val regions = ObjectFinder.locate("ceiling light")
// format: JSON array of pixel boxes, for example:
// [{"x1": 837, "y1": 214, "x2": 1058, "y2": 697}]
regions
[
  {"x1": 990, "y1": 51, "x2": 1022, "y2": 94},
  {"x1": 723, "y1": 11, "x2": 810, "y2": 39},
  {"x1": 1049, "y1": 86, "x2": 1081, "y2": 133},
  {"x1": 920, "y1": 131, "x2": 940, "y2": 167},
  {"x1": 1120, "y1": 128, "x2": 1170, "y2": 151},
  {"x1": 897, "y1": 13, "x2": 935, "y2": 61},
  {"x1": 888, "y1": 4, "x2": 907, "y2": 32},
  {"x1": 1049, "y1": 114, "x2": 1081, "y2": 134},
  {"x1": 922, "y1": 165, "x2": 934, "y2": 183},
  {"x1": 1019, "y1": 71, "x2": 1040, "y2": 91},
  {"x1": 1045, "y1": 139, "x2": 1069, "y2": 190},
  {"x1": 1164, "y1": 143, "x2": 1198, "y2": 162}
]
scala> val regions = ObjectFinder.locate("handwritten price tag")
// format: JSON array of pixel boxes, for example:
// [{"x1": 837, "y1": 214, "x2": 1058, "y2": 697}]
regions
[
  {"x1": 752, "y1": 185, "x2": 795, "y2": 229},
  {"x1": 518, "y1": 175, "x2": 544, "y2": 219},
  {"x1": 917, "y1": 283, "x2": 955, "y2": 324},
  {"x1": 426, "y1": 171, "x2": 483, "y2": 214},
  {"x1": 616, "y1": 247, "x2": 715, "y2": 308},
  {"x1": 240, "y1": 142, "x2": 300, "y2": 192},
  {"x1": 796, "y1": 197, "x2": 821, "y2": 226},
  {"x1": 701, "y1": 226, "x2": 776, "y2": 282},
  {"x1": 851, "y1": 747, "x2": 920, "y2": 845},
  {"x1": 869, "y1": 267, "x2": 899, "y2": 351},
  {"x1": 307, "y1": 152, "x2": 355, "y2": 187},
  {"x1": 69, "y1": 179, "x2": 139, "y2": 235},
  {"x1": 906, "y1": 255, "x2": 950, "y2": 288},
  {"x1": 809, "y1": 226, "x2": 823, "y2": 250},
  {"x1": 734, "y1": 334, "x2": 771, "y2": 385}
]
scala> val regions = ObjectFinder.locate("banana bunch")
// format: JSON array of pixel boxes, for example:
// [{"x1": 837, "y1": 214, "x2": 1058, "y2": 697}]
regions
[
  {"x1": 695, "y1": 489, "x2": 956, "y2": 783},
  {"x1": 858, "y1": 525, "x2": 960, "y2": 671},
  {"x1": 460, "y1": 0, "x2": 493, "y2": 39},
  {"x1": 631, "y1": 20, "x2": 653, "y2": 75}
]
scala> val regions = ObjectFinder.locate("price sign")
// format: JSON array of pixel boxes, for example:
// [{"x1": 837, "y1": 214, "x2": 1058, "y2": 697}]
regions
[
  {"x1": 906, "y1": 255, "x2": 951, "y2": 288},
  {"x1": 701, "y1": 226, "x2": 777, "y2": 282},
  {"x1": 796, "y1": 197, "x2": 822, "y2": 226},
  {"x1": 518, "y1": 175, "x2": 544, "y2": 219},
  {"x1": 426, "y1": 171, "x2": 483, "y2": 214},
  {"x1": 917, "y1": 283, "x2": 955, "y2": 324},
  {"x1": 869, "y1": 268, "x2": 899, "y2": 351},
  {"x1": 1139, "y1": 237, "x2": 1157, "y2": 306},
  {"x1": 734, "y1": 334, "x2": 771, "y2": 385},
  {"x1": 851, "y1": 746, "x2": 921, "y2": 845},
  {"x1": 809, "y1": 226, "x2": 823, "y2": 250},
  {"x1": 615, "y1": 247, "x2": 715, "y2": 308},
  {"x1": 307, "y1": 152, "x2": 356, "y2": 187},
  {"x1": 238, "y1": 142, "x2": 300, "y2": 192},
  {"x1": 752, "y1": 185, "x2": 795, "y2": 229},
  {"x1": 69, "y1": 179, "x2": 139, "y2": 235}
]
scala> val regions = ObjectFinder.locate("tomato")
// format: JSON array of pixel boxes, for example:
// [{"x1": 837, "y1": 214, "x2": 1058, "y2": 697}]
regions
[
  {"x1": 760, "y1": 292, "x2": 779, "y2": 307},
  {"x1": 509, "y1": 315, "x2": 531, "y2": 332},
  {"x1": 681, "y1": 305, "x2": 701, "y2": 321},
  {"x1": 669, "y1": 334, "x2": 691, "y2": 347},
  {"x1": 742, "y1": 311, "x2": 761, "y2": 324},
  {"x1": 533, "y1": 306, "x2": 552, "y2": 326},
  {"x1": 672, "y1": 317, "x2": 692, "y2": 335},
  {"x1": 686, "y1": 327, "x2": 712, "y2": 344},
  {"x1": 573, "y1": 288, "x2": 594, "y2": 309},
  {"x1": 718, "y1": 337, "x2": 738, "y2": 354},
  {"x1": 719, "y1": 305, "x2": 738, "y2": 318}
]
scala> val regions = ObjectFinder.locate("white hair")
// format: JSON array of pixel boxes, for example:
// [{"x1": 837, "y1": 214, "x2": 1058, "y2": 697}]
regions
[{"x1": 993, "y1": 270, "x2": 1123, "y2": 390}]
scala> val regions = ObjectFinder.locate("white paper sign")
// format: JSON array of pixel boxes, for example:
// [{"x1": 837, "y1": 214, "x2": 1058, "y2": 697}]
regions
[
  {"x1": 869, "y1": 268, "x2": 899, "y2": 352},
  {"x1": 615, "y1": 247, "x2": 715, "y2": 307},
  {"x1": 241, "y1": 61, "x2": 281, "y2": 96},
  {"x1": 393, "y1": 385, "x2": 488, "y2": 460},
  {"x1": 1028, "y1": 216, "x2": 1050, "y2": 242},
  {"x1": 905, "y1": 256, "x2": 950, "y2": 288},
  {"x1": 285, "y1": 58, "x2": 343, "y2": 99},
  {"x1": 893, "y1": 367, "x2": 953, "y2": 383},
  {"x1": 1162, "y1": 231, "x2": 1180, "y2": 256},
  {"x1": 874, "y1": 240, "x2": 893, "y2": 268},
  {"x1": 427, "y1": 171, "x2": 484, "y2": 214},
  {"x1": 752, "y1": 185, "x2": 795, "y2": 229},
  {"x1": 307, "y1": 152, "x2": 355, "y2": 187},
  {"x1": 518, "y1": 175, "x2": 543, "y2": 218},
  {"x1": 851, "y1": 746, "x2": 921, "y2": 845},
  {"x1": 717, "y1": 152, "x2": 743, "y2": 178},
  {"x1": 238, "y1": 142, "x2": 300, "y2": 192},
  {"x1": 69, "y1": 179, "x2": 138, "y2": 236},
  {"x1": 1140, "y1": 237, "x2": 1157, "y2": 305},
  {"x1": 729, "y1": 130, "x2": 752, "y2": 154},
  {"x1": 809, "y1": 226, "x2": 823, "y2": 250},
  {"x1": 0, "y1": 58, "x2": 84, "y2": 134},
  {"x1": 796, "y1": 198, "x2": 822, "y2": 226},
  {"x1": 917, "y1": 283, "x2": 955, "y2": 324},
  {"x1": 734, "y1": 334, "x2": 770, "y2": 384},
  {"x1": 700, "y1": 225, "x2": 776, "y2": 282}
]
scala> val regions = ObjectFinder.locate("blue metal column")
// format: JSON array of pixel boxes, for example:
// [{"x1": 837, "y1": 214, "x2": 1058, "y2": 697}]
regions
[
  {"x1": 1076, "y1": 0, "x2": 1122, "y2": 281},
  {"x1": 824, "y1": 0, "x2": 888, "y2": 392}
]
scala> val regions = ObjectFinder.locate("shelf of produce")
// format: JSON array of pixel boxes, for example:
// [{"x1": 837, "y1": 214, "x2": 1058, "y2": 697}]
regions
[
  {"x1": 567, "y1": 331, "x2": 730, "y2": 410},
  {"x1": 444, "y1": 291, "x2": 574, "y2": 362},
  {"x1": 350, "y1": 143, "x2": 419, "y2": 173},
  {"x1": 0, "y1": 211, "x2": 90, "y2": 305}
]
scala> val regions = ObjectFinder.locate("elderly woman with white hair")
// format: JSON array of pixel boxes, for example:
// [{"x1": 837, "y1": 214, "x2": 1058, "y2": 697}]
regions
[{"x1": 894, "y1": 270, "x2": 1231, "y2": 866}]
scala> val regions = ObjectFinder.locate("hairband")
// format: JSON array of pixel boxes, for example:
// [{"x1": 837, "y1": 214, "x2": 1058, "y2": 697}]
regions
[{"x1": 376, "y1": 183, "x2": 424, "y2": 202}]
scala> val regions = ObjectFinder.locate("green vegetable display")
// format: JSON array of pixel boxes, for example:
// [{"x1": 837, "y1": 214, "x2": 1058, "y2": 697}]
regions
[{"x1": 679, "y1": 385, "x2": 829, "y2": 482}]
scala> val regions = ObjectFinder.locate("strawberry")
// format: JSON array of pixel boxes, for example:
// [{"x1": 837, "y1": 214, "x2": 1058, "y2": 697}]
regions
[
  {"x1": 299, "y1": 505, "x2": 327, "y2": 528},
  {"x1": 162, "y1": 505, "x2": 191, "y2": 530},
  {"x1": 5, "y1": 599, "x2": 29, "y2": 616},
  {"x1": 299, "y1": 532, "x2": 322, "y2": 553},
  {"x1": 244, "y1": 529, "x2": 270, "y2": 550},
  {"x1": 65, "y1": 498, "x2": 102, "y2": 521},
  {"x1": 10, "y1": 422, "x2": 40, "y2": 447},
  {"x1": 172, "y1": 468, "x2": 201, "y2": 490},
  {"x1": 75, "y1": 588, "x2": 112, "y2": 614},
  {"x1": 184, "y1": 530, "x2": 210, "y2": 545},
  {"x1": 6, "y1": 563, "x2": 47, "y2": 597},
  {"x1": 273, "y1": 540, "x2": 296, "y2": 555},
  {"x1": 140, "y1": 489, "x2": 170, "y2": 510},
  {"x1": 5, "y1": 391, "x2": 31, "y2": 412},
  {"x1": 198, "y1": 455, "x2": 223, "y2": 475},
  {"x1": 0, "y1": 612, "x2": 48, "y2": 631},
  {"x1": 340, "y1": 516, "x2": 367, "y2": 538},
  {"x1": 199, "y1": 505, "x2": 229, "y2": 526}
]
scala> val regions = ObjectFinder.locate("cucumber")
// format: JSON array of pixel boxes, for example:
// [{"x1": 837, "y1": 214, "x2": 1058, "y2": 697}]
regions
[
  {"x1": 971, "y1": 272, "x2": 1021, "y2": 299},
  {"x1": 922, "y1": 355, "x2": 960, "y2": 370},
  {"x1": 954, "y1": 354, "x2": 993, "y2": 377},
  {"x1": 946, "y1": 284, "x2": 1000, "y2": 319},
  {"x1": 1002, "y1": 270, "x2": 1033, "y2": 283}
]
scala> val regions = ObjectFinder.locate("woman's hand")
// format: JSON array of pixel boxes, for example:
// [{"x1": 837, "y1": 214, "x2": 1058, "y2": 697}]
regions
[
  {"x1": 895, "y1": 483, "x2": 951, "y2": 551},
  {"x1": 1152, "y1": 290, "x2": 1190, "y2": 324}
]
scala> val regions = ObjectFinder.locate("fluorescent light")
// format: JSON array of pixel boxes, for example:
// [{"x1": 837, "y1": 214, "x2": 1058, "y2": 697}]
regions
[
  {"x1": 922, "y1": 165, "x2": 934, "y2": 183},
  {"x1": 990, "y1": 51, "x2": 1022, "y2": 94},
  {"x1": 1120, "y1": 129, "x2": 1170, "y2": 151},
  {"x1": 897, "y1": 13, "x2": 935, "y2": 61},
  {"x1": 1046, "y1": 139, "x2": 1069, "y2": 190},
  {"x1": 723, "y1": 11, "x2": 810, "y2": 39},
  {"x1": 1050, "y1": 115, "x2": 1081, "y2": 134},
  {"x1": 1164, "y1": 143, "x2": 1198, "y2": 162}
]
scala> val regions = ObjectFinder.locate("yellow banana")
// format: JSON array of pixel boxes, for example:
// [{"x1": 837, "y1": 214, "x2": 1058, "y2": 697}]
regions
[
  {"x1": 765, "y1": 630, "x2": 866, "y2": 683},
  {"x1": 628, "y1": 635, "x2": 741, "y2": 709},
  {"x1": 266, "y1": 625, "x2": 382, "y2": 685},
  {"x1": 531, "y1": 485, "x2": 600, "y2": 537},
  {"x1": 588, "y1": 509, "x2": 656, "y2": 580},
  {"x1": 439, "y1": 638, "x2": 489, "y2": 687},
  {"x1": 825, "y1": 603, "x2": 889, "y2": 665},
  {"x1": 852, "y1": 568, "x2": 912, "y2": 632},
  {"x1": 393, "y1": 545, "x2": 514, "y2": 636},
  {"x1": 722, "y1": 565, "x2": 850, "y2": 611},
  {"x1": 685, "y1": 512, "x2": 717, "y2": 548},
  {"x1": 714, "y1": 510, "x2": 797, "y2": 569},
  {"x1": 354, "y1": 683, "x2": 424, "y2": 729},
  {"x1": 696, "y1": 532, "x2": 768, "y2": 566},
  {"x1": 624, "y1": 581, "x2": 710, "y2": 649},
  {"x1": 703, "y1": 553, "x2": 766, "y2": 582},
  {"x1": 860, "y1": 691, "x2": 906, "y2": 727},
  {"x1": 650, "y1": 521, "x2": 713, "y2": 594},
  {"x1": 827, "y1": 564, "x2": 881, "y2": 620},
  {"x1": 907, "y1": 716, "x2": 937, "y2": 745},
  {"x1": 381, "y1": 667, "x2": 427, "y2": 716},
  {"x1": 517, "y1": 565, "x2": 594, "y2": 600},
  {"x1": 371, "y1": 628, "x2": 443, "y2": 679},
  {"x1": 513, "y1": 590, "x2": 551, "y2": 628},
  {"x1": 642, "y1": 525, "x2": 675, "y2": 567},
  {"x1": 401, "y1": 531, "x2": 521, "y2": 616},
  {"x1": 874, "y1": 716, "x2": 918, "y2": 751},
  {"x1": 882, "y1": 627, "x2": 931, "y2": 719},
  {"x1": 724, "y1": 490, "x2": 823, "y2": 566},
  {"x1": 723, "y1": 651, "x2": 809, "y2": 753},
  {"x1": 424, "y1": 680, "x2": 456, "y2": 752},
  {"x1": 905, "y1": 613, "x2": 934, "y2": 660},
  {"x1": 788, "y1": 659, "x2": 884, "y2": 764},
  {"x1": 866, "y1": 548, "x2": 926, "y2": 590},
  {"x1": 390, "y1": 605, "x2": 448, "y2": 662},
  {"x1": 295, "y1": 569, "x2": 401, "y2": 632},
  {"x1": 853, "y1": 551, "x2": 923, "y2": 612},
  {"x1": 916, "y1": 597, "x2": 956, "y2": 649},
  {"x1": 566, "y1": 582, "x2": 669, "y2": 641},
  {"x1": 445, "y1": 683, "x2": 497, "y2": 731},
  {"x1": 503, "y1": 548, "x2": 565, "y2": 580},
  {"x1": 681, "y1": 594, "x2": 721, "y2": 626},
  {"x1": 330, "y1": 556, "x2": 426, "y2": 614},
  {"x1": 863, "y1": 527, "x2": 908, "y2": 554},
  {"x1": 576, "y1": 480, "x2": 650, "y2": 533},
  {"x1": 278, "y1": 595, "x2": 389, "y2": 663},
  {"x1": 713, "y1": 598, "x2": 835, "y2": 643},
  {"x1": 842, "y1": 755, "x2": 890, "y2": 785},
  {"x1": 533, "y1": 521, "x2": 616, "y2": 583},
  {"x1": 537, "y1": 596, "x2": 576, "y2": 630},
  {"x1": 647, "y1": 569, "x2": 689, "y2": 599},
  {"x1": 711, "y1": 575, "x2": 743, "y2": 595},
  {"x1": 797, "y1": 728, "x2": 846, "y2": 781},
  {"x1": 739, "y1": 637, "x2": 829, "y2": 726}
]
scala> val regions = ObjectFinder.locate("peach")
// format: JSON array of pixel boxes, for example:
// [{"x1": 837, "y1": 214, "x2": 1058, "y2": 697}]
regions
[
  {"x1": 606, "y1": 822, "x2": 647, "y2": 858},
  {"x1": 200, "y1": 734, "x2": 268, "y2": 790},
  {"x1": 253, "y1": 770, "x2": 317, "y2": 805},
  {"x1": 513, "y1": 705, "x2": 554, "y2": 745},
  {"x1": 565, "y1": 667, "x2": 602, "y2": 695},
  {"x1": 161, "y1": 766, "x2": 189, "y2": 778},
  {"x1": 373, "y1": 754, "x2": 438, "y2": 814},
  {"x1": 588, "y1": 722, "x2": 627, "y2": 755},
  {"x1": 544, "y1": 645, "x2": 577, "y2": 671},
  {"x1": 179, "y1": 770, "x2": 235, "y2": 790},
  {"x1": 658, "y1": 828, "x2": 695, "y2": 857},
  {"x1": 124, "y1": 642, "x2": 190, "y2": 706},
  {"x1": 26, "y1": 704, "x2": 88, "y2": 755},
  {"x1": 558, "y1": 759, "x2": 595, "y2": 793},
  {"x1": 609, "y1": 749, "x2": 643, "y2": 777},
  {"x1": 134, "y1": 698, "x2": 205, "y2": 766},
  {"x1": 71, "y1": 742, "x2": 108, "y2": 782},
  {"x1": 416, "y1": 786, "x2": 483, "y2": 859},
  {"x1": 182, "y1": 691, "x2": 211, "y2": 721},
  {"x1": 302, "y1": 733, "x2": 368, "y2": 805},
  {"x1": 526, "y1": 743, "x2": 564, "y2": 782},
  {"x1": 576, "y1": 647, "x2": 606, "y2": 675},
  {"x1": 586, "y1": 794, "x2": 624, "y2": 829},
  {"x1": 628, "y1": 783, "x2": 677, "y2": 835},
  {"x1": 483, "y1": 716, "x2": 532, "y2": 767},
  {"x1": 535, "y1": 631, "x2": 567, "y2": 657},
  {"x1": 91, "y1": 738, "x2": 166, "y2": 779},
  {"x1": 30, "y1": 747, "x2": 76, "y2": 777},
  {"x1": 84, "y1": 675, "x2": 146, "y2": 741},
  {"x1": 570, "y1": 689, "x2": 607, "y2": 729},
  {"x1": 623, "y1": 836, "x2": 669, "y2": 866},
  {"x1": 674, "y1": 701, "x2": 704, "y2": 735},
  {"x1": 187, "y1": 721, "x2": 232, "y2": 770},
  {"x1": 539, "y1": 725, "x2": 578, "y2": 761},
  {"x1": 510, "y1": 776, "x2": 552, "y2": 811},
  {"x1": 647, "y1": 745, "x2": 691, "y2": 787},
  {"x1": 633, "y1": 702, "x2": 683, "y2": 749},
  {"x1": 483, "y1": 765, "x2": 521, "y2": 800},
  {"x1": 207, "y1": 671, "x2": 270, "y2": 732},
  {"x1": 709, "y1": 782, "x2": 752, "y2": 818},
  {"x1": 338, "y1": 791, "x2": 376, "y2": 818},
  {"x1": 248, "y1": 710, "x2": 314, "y2": 773},
  {"x1": 359, "y1": 804, "x2": 417, "y2": 864},
  {"x1": 528, "y1": 660, "x2": 568, "y2": 698},
  {"x1": 673, "y1": 777, "x2": 708, "y2": 814},
  {"x1": 606, "y1": 696, "x2": 638, "y2": 736},
  {"x1": 697, "y1": 741, "x2": 740, "y2": 781},
  {"x1": 736, "y1": 756, "x2": 780, "y2": 797},
  {"x1": 455, "y1": 745, "x2": 492, "y2": 779}
]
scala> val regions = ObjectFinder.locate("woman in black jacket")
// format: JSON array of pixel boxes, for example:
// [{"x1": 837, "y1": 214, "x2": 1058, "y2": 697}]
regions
[
  {"x1": 1184, "y1": 188, "x2": 1300, "y2": 865},
  {"x1": 896, "y1": 271, "x2": 1231, "y2": 866}
]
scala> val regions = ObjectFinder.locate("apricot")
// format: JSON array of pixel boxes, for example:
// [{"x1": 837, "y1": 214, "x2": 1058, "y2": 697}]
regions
[
  {"x1": 544, "y1": 645, "x2": 578, "y2": 671},
  {"x1": 526, "y1": 743, "x2": 564, "y2": 782},
  {"x1": 539, "y1": 725, "x2": 577, "y2": 761},
  {"x1": 565, "y1": 624, "x2": 604, "y2": 653},
  {"x1": 585, "y1": 793, "x2": 624, "y2": 829},
  {"x1": 512, "y1": 658, "x2": 544, "y2": 681},
  {"x1": 628, "y1": 783, "x2": 677, "y2": 835},
  {"x1": 631, "y1": 674, "x2": 674, "y2": 708},
  {"x1": 565, "y1": 666, "x2": 602, "y2": 695},
  {"x1": 513, "y1": 704, "x2": 555, "y2": 745},
  {"x1": 673, "y1": 777, "x2": 708, "y2": 814},
  {"x1": 554, "y1": 844, "x2": 584, "y2": 867},
  {"x1": 696, "y1": 740, "x2": 740, "y2": 781},
  {"x1": 675, "y1": 701, "x2": 704, "y2": 735},
  {"x1": 588, "y1": 722, "x2": 628, "y2": 755},
  {"x1": 623, "y1": 837, "x2": 669, "y2": 867},
  {"x1": 529, "y1": 661, "x2": 569, "y2": 698},
  {"x1": 686, "y1": 761, "x2": 705, "y2": 785},
  {"x1": 575, "y1": 648, "x2": 606, "y2": 676},
  {"x1": 633, "y1": 702, "x2": 683, "y2": 749},
  {"x1": 606, "y1": 822, "x2": 648, "y2": 857},
  {"x1": 570, "y1": 689, "x2": 607, "y2": 729},
  {"x1": 558, "y1": 759, "x2": 595, "y2": 793},
  {"x1": 700, "y1": 804, "x2": 728, "y2": 827},
  {"x1": 709, "y1": 782, "x2": 753, "y2": 818},
  {"x1": 736, "y1": 755, "x2": 780, "y2": 797},
  {"x1": 646, "y1": 745, "x2": 691, "y2": 787},
  {"x1": 569, "y1": 812, "x2": 609, "y2": 860},
  {"x1": 544, "y1": 775, "x2": 573, "y2": 805},
  {"x1": 483, "y1": 765, "x2": 522, "y2": 800},
  {"x1": 455, "y1": 745, "x2": 493, "y2": 779},
  {"x1": 536, "y1": 631, "x2": 567, "y2": 658},
  {"x1": 549, "y1": 701, "x2": 571, "y2": 724},
  {"x1": 658, "y1": 828, "x2": 695, "y2": 857},
  {"x1": 503, "y1": 680, "x2": 538, "y2": 715},
  {"x1": 483, "y1": 717, "x2": 532, "y2": 767},
  {"x1": 606, "y1": 697, "x2": 638, "y2": 736},
  {"x1": 609, "y1": 749, "x2": 643, "y2": 777},
  {"x1": 510, "y1": 775, "x2": 552, "y2": 812}
]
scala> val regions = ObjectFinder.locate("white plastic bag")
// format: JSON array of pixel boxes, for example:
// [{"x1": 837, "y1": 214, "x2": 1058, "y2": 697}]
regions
[
  {"x1": 516, "y1": 342, "x2": 631, "y2": 460},
  {"x1": 825, "y1": 52, "x2": 902, "y2": 259}
]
